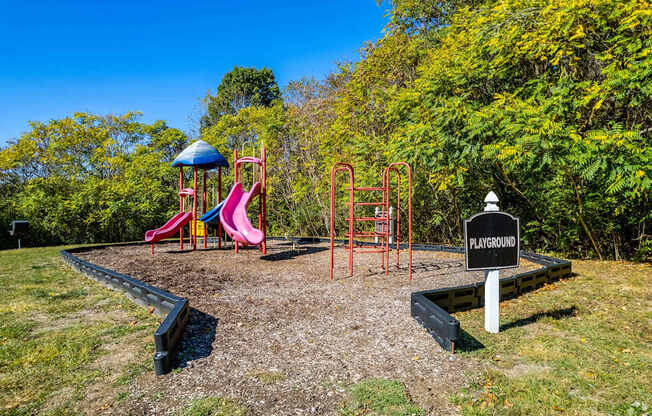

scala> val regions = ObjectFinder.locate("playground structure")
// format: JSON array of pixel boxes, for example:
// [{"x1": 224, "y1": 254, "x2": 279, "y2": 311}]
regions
[
  {"x1": 329, "y1": 162, "x2": 412, "y2": 280},
  {"x1": 145, "y1": 140, "x2": 267, "y2": 255},
  {"x1": 145, "y1": 140, "x2": 228, "y2": 253}
]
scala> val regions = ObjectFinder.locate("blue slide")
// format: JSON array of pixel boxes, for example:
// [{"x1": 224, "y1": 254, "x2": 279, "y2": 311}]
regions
[{"x1": 200, "y1": 200, "x2": 226, "y2": 225}]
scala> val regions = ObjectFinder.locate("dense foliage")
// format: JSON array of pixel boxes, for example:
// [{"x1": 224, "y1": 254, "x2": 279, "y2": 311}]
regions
[
  {"x1": 1, "y1": 0, "x2": 649, "y2": 259},
  {"x1": 0, "y1": 113, "x2": 186, "y2": 248},
  {"x1": 200, "y1": 66, "x2": 281, "y2": 130}
]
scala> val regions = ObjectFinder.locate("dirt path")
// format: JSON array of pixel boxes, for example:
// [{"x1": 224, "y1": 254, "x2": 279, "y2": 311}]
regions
[{"x1": 76, "y1": 240, "x2": 539, "y2": 415}]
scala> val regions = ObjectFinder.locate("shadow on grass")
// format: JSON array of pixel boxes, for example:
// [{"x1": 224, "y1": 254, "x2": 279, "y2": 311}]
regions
[
  {"x1": 456, "y1": 328, "x2": 486, "y2": 352},
  {"x1": 175, "y1": 308, "x2": 218, "y2": 369},
  {"x1": 454, "y1": 307, "x2": 577, "y2": 352},
  {"x1": 500, "y1": 306, "x2": 577, "y2": 331},
  {"x1": 260, "y1": 246, "x2": 328, "y2": 261}
]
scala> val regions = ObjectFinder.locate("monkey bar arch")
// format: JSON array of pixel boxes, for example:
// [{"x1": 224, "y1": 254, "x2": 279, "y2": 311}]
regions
[{"x1": 330, "y1": 162, "x2": 412, "y2": 280}]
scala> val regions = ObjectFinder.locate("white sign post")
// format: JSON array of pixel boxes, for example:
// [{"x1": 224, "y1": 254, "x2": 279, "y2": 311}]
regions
[{"x1": 483, "y1": 191, "x2": 500, "y2": 333}]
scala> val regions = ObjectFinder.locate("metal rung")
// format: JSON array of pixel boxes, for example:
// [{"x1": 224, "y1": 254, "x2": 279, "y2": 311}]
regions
[
  {"x1": 353, "y1": 249, "x2": 386, "y2": 254},
  {"x1": 345, "y1": 187, "x2": 387, "y2": 191},
  {"x1": 346, "y1": 231, "x2": 389, "y2": 237},
  {"x1": 346, "y1": 217, "x2": 388, "y2": 221},
  {"x1": 346, "y1": 202, "x2": 384, "y2": 206}
]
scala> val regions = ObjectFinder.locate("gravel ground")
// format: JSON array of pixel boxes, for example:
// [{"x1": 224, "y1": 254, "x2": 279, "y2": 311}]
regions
[{"x1": 76, "y1": 240, "x2": 539, "y2": 415}]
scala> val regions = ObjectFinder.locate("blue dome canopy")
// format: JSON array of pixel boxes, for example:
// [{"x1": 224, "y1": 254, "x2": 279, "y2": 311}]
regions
[{"x1": 172, "y1": 140, "x2": 229, "y2": 169}]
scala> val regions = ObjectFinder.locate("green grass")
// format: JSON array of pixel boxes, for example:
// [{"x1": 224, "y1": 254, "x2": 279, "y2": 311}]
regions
[
  {"x1": 247, "y1": 369, "x2": 286, "y2": 385},
  {"x1": 339, "y1": 378, "x2": 426, "y2": 416},
  {"x1": 0, "y1": 245, "x2": 160, "y2": 415},
  {"x1": 450, "y1": 260, "x2": 652, "y2": 415},
  {"x1": 177, "y1": 397, "x2": 248, "y2": 416}
]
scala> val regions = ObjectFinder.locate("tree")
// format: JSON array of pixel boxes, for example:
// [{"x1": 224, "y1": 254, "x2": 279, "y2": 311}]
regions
[
  {"x1": 0, "y1": 112, "x2": 187, "y2": 246},
  {"x1": 200, "y1": 66, "x2": 281, "y2": 130}
]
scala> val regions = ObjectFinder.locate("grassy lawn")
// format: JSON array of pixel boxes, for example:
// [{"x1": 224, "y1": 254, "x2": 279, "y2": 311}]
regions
[
  {"x1": 0, "y1": 246, "x2": 160, "y2": 415},
  {"x1": 177, "y1": 397, "x2": 248, "y2": 416},
  {"x1": 451, "y1": 260, "x2": 652, "y2": 415},
  {"x1": 1, "y1": 246, "x2": 649, "y2": 416},
  {"x1": 339, "y1": 378, "x2": 426, "y2": 416}
]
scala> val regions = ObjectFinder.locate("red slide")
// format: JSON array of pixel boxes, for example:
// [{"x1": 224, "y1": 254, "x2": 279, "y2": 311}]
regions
[{"x1": 145, "y1": 212, "x2": 193, "y2": 243}]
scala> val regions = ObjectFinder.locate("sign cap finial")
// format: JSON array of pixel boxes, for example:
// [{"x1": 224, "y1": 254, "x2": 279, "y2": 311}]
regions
[{"x1": 484, "y1": 191, "x2": 499, "y2": 204}]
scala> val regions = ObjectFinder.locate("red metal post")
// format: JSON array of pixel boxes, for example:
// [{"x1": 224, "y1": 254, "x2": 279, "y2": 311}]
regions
[
  {"x1": 261, "y1": 145, "x2": 267, "y2": 254},
  {"x1": 408, "y1": 164, "x2": 412, "y2": 281},
  {"x1": 329, "y1": 165, "x2": 335, "y2": 280},
  {"x1": 385, "y1": 162, "x2": 412, "y2": 280},
  {"x1": 179, "y1": 167, "x2": 184, "y2": 251},
  {"x1": 193, "y1": 166, "x2": 198, "y2": 250},
  {"x1": 383, "y1": 169, "x2": 389, "y2": 273},
  {"x1": 233, "y1": 150, "x2": 237, "y2": 254},
  {"x1": 330, "y1": 163, "x2": 354, "y2": 279},
  {"x1": 218, "y1": 166, "x2": 222, "y2": 249},
  {"x1": 396, "y1": 172, "x2": 401, "y2": 269},
  {"x1": 203, "y1": 170, "x2": 207, "y2": 249},
  {"x1": 383, "y1": 166, "x2": 401, "y2": 274},
  {"x1": 258, "y1": 148, "x2": 262, "y2": 233},
  {"x1": 348, "y1": 168, "x2": 354, "y2": 277},
  {"x1": 383, "y1": 168, "x2": 388, "y2": 275}
]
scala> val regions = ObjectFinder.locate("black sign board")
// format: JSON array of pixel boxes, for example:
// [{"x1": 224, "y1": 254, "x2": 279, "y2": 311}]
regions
[
  {"x1": 464, "y1": 212, "x2": 519, "y2": 271},
  {"x1": 9, "y1": 220, "x2": 29, "y2": 237}
]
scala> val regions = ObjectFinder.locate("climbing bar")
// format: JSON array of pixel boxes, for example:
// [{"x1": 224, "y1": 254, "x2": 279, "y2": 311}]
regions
[
  {"x1": 353, "y1": 249, "x2": 387, "y2": 254},
  {"x1": 345, "y1": 186, "x2": 386, "y2": 191},
  {"x1": 346, "y1": 201, "x2": 385, "y2": 206},
  {"x1": 346, "y1": 217, "x2": 389, "y2": 222},
  {"x1": 345, "y1": 231, "x2": 390, "y2": 237}
]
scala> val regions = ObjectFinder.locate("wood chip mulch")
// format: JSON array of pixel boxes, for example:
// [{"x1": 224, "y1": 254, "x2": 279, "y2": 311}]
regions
[{"x1": 75, "y1": 240, "x2": 540, "y2": 415}]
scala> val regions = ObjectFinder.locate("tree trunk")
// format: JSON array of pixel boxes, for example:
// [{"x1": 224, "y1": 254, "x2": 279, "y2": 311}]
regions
[{"x1": 569, "y1": 175, "x2": 603, "y2": 260}]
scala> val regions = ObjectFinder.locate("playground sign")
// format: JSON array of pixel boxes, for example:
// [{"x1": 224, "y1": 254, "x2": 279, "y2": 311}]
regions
[
  {"x1": 464, "y1": 211, "x2": 520, "y2": 271},
  {"x1": 464, "y1": 192, "x2": 520, "y2": 334}
]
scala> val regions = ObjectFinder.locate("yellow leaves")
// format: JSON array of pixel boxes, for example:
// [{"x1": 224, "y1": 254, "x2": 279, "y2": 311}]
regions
[
  {"x1": 429, "y1": 171, "x2": 460, "y2": 191},
  {"x1": 569, "y1": 25, "x2": 586, "y2": 41},
  {"x1": 593, "y1": 98, "x2": 605, "y2": 111},
  {"x1": 551, "y1": 49, "x2": 566, "y2": 66},
  {"x1": 497, "y1": 146, "x2": 518, "y2": 160}
]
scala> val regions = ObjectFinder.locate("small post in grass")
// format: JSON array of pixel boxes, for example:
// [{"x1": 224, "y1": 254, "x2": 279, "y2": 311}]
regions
[{"x1": 483, "y1": 192, "x2": 500, "y2": 333}]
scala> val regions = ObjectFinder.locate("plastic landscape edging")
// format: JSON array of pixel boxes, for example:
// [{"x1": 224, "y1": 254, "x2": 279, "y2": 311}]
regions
[
  {"x1": 60, "y1": 242, "x2": 189, "y2": 375},
  {"x1": 411, "y1": 250, "x2": 572, "y2": 353},
  {"x1": 61, "y1": 237, "x2": 572, "y2": 373}
]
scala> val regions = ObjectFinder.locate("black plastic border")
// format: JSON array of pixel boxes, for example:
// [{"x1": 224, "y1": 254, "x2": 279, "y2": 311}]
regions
[
  {"x1": 60, "y1": 242, "x2": 189, "y2": 375},
  {"x1": 411, "y1": 249, "x2": 572, "y2": 353},
  {"x1": 61, "y1": 237, "x2": 571, "y2": 372}
]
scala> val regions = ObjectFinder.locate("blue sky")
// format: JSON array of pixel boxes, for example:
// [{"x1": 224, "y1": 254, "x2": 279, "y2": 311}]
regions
[{"x1": 0, "y1": 1, "x2": 389, "y2": 144}]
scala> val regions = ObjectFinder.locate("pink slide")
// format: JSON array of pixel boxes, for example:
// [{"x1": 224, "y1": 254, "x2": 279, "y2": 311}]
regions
[
  {"x1": 220, "y1": 182, "x2": 265, "y2": 245},
  {"x1": 145, "y1": 212, "x2": 193, "y2": 243}
]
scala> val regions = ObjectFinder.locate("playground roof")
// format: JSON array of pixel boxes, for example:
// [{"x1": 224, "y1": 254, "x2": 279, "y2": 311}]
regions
[{"x1": 171, "y1": 140, "x2": 229, "y2": 169}]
